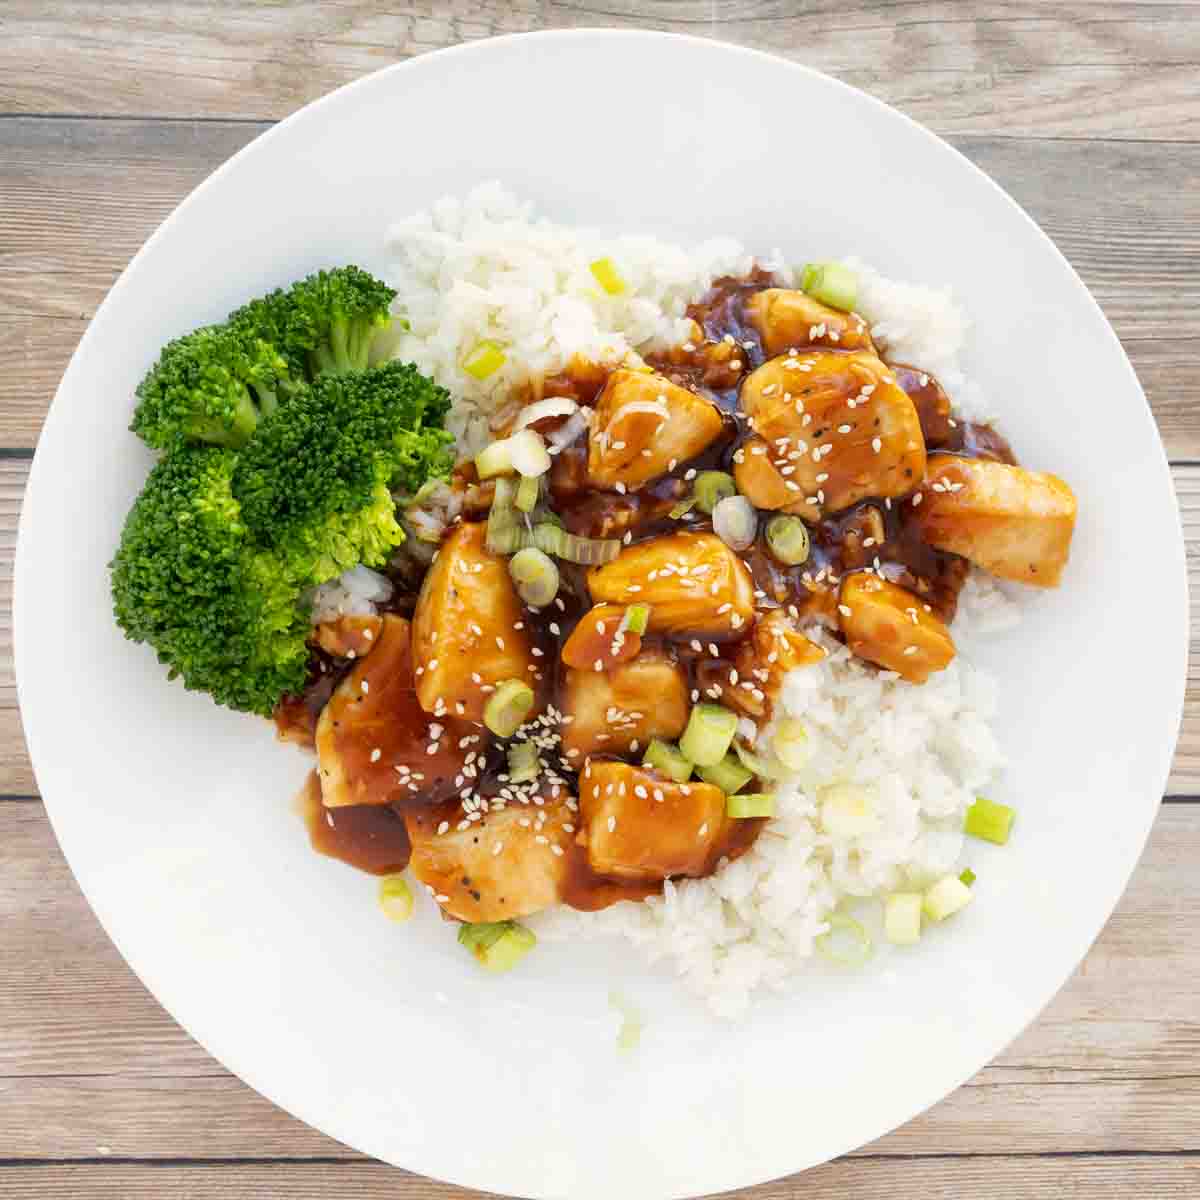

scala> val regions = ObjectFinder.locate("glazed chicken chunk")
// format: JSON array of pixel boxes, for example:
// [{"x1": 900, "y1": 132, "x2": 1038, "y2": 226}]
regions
[
  {"x1": 587, "y1": 531, "x2": 756, "y2": 638},
  {"x1": 314, "y1": 613, "x2": 383, "y2": 659},
  {"x1": 837, "y1": 574, "x2": 956, "y2": 684},
  {"x1": 727, "y1": 609, "x2": 826, "y2": 720},
  {"x1": 411, "y1": 521, "x2": 538, "y2": 720},
  {"x1": 560, "y1": 645, "x2": 690, "y2": 760},
  {"x1": 587, "y1": 368, "x2": 724, "y2": 490},
  {"x1": 739, "y1": 350, "x2": 926, "y2": 519},
  {"x1": 579, "y1": 759, "x2": 728, "y2": 881},
  {"x1": 913, "y1": 455, "x2": 1077, "y2": 587},
  {"x1": 745, "y1": 288, "x2": 875, "y2": 357},
  {"x1": 405, "y1": 790, "x2": 576, "y2": 923},
  {"x1": 315, "y1": 615, "x2": 479, "y2": 807}
]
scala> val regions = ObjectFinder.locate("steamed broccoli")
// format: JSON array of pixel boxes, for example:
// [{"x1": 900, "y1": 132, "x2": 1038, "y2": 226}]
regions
[
  {"x1": 130, "y1": 325, "x2": 294, "y2": 451},
  {"x1": 111, "y1": 360, "x2": 455, "y2": 715},
  {"x1": 109, "y1": 446, "x2": 312, "y2": 714},
  {"x1": 230, "y1": 265, "x2": 397, "y2": 380},
  {"x1": 233, "y1": 360, "x2": 454, "y2": 584}
]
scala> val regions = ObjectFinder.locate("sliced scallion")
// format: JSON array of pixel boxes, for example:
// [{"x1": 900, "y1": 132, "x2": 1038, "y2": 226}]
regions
[
  {"x1": 765, "y1": 515, "x2": 811, "y2": 566},
  {"x1": 801, "y1": 262, "x2": 858, "y2": 312},
  {"x1": 698, "y1": 753, "x2": 753, "y2": 795},
  {"x1": 475, "y1": 437, "x2": 514, "y2": 480},
  {"x1": 694, "y1": 470, "x2": 736, "y2": 515},
  {"x1": 818, "y1": 782, "x2": 880, "y2": 837},
  {"x1": 485, "y1": 476, "x2": 527, "y2": 555},
  {"x1": 483, "y1": 678, "x2": 535, "y2": 739},
  {"x1": 532, "y1": 523, "x2": 622, "y2": 565},
  {"x1": 726, "y1": 791, "x2": 775, "y2": 819},
  {"x1": 642, "y1": 739, "x2": 693, "y2": 784},
  {"x1": 509, "y1": 546, "x2": 559, "y2": 608},
  {"x1": 506, "y1": 741, "x2": 541, "y2": 784},
  {"x1": 964, "y1": 796, "x2": 1015, "y2": 845},
  {"x1": 883, "y1": 892, "x2": 923, "y2": 945},
  {"x1": 732, "y1": 740, "x2": 790, "y2": 781},
  {"x1": 815, "y1": 912, "x2": 873, "y2": 968},
  {"x1": 508, "y1": 428, "x2": 551, "y2": 477},
  {"x1": 622, "y1": 603, "x2": 650, "y2": 635},
  {"x1": 923, "y1": 875, "x2": 973, "y2": 922},
  {"x1": 712, "y1": 494, "x2": 757, "y2": 551},
  {"x1": 679, "y1": 703, "x2": 739, "y2": 767},
  {"x1": 959, "y1": 867, "x2": 977, "y2": 887},
  {"x1": 463, "y1": 340, "x2": 507, "y2": 380},
  {"x1": 515, "y1": 474, "x2": 541, "y2": 513},
  {"x1": 772, "y1": 718, "x2": 810, "y2": 770},
  {"x1": 378, "y1": 875, "x2": 414, "y2": 923},
  {"x1": 457, "y1": 920, "x2": 536, "y2": 972},
  {"x1": 590, "y1": 257, "x2": 627, "y2": 296}
]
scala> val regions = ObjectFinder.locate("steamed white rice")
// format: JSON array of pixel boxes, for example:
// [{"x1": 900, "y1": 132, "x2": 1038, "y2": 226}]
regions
[{"x1": 382, "y1": 185, "x2": 1019, "y2": 1018}]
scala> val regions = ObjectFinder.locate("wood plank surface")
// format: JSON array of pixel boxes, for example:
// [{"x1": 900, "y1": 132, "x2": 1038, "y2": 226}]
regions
[
  {"x1": 2, "y1": 118, "x2": 1199, "y2": 455},
  {"x1": 3, "y1": 2, "x2": 1200, "y2": 141},
  {"x1": 3, "y1": 3, "x2": 1198, "y2": 1195}
]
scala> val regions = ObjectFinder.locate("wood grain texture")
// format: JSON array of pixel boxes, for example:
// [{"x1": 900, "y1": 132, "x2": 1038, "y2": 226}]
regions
[
  {"x1": 2, "y1": 118, "x2": 1199, "y2": 453},
  {"x1": 0, "y1": 801, "x2": 1198, "y2": 1167},
  {"x1": 3, "y1": 2, "x2": 1200, "y2": 140}
]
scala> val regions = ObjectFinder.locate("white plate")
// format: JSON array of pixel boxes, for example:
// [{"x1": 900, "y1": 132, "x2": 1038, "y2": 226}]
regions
[{"x1": 14, "y1": 30, "x2": 1187, "y2": 1200}]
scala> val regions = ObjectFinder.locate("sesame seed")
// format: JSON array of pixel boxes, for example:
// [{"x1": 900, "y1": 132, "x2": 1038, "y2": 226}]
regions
[
  {"x1": 360, "y1": 680, "x2": 370, "y2": 694},
  {"x1": 551, "y1": 844, "x2": 564, "y2": 857},
  {"x1": 437, "y1": 821, "x2": 450, "y2": 835},
  {"x1": 496, "y1": 636, "x2": 506, "y2": 650},
  {"x1": 698, "y1": 822, "x2": 709, "y2": 838},
  {"x1": 838, "y1": 604, "x2": 852, "y2": 617},
  {"x1": 872, "y1": 437, "x2": 882, "y2": 453},
  {"x1": 903, "y1": 646, "x2": 919, "y2": 656},
  {"x1": 912, "y1": 493, "x2": 923, "y2": 507}
]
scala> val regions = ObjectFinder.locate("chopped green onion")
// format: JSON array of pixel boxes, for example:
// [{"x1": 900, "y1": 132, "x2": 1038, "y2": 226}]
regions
[
  {"x1": 959, "y1": 868, "x2": 977, "y2": 887},
  {"x1": 694, "y1": 470, "x2": 736, "y2": 515},
  {"x1": 964, "y1": 796, "x2": 1015, "y2": 845},
  {"x1": 485, "y1": 476, "x2": 527, "y2": 554},
  {"x1": 801, "y1": 262, "x2": 858, "y2": 312},
  {"x1": 679, "y1": 703, "x2": 739, "y2": 767},
  {"x1": 765, "y1": 515, "x2": 811, "y2": 566},
  {"x1": 642, "y1": 738, "x2": 693, "y2": 784},
  {"x1": 506, "y1": 740, "x2": 541, "y2": 784},
  {"x1": 772, "y1": 718, "x2": 810, "y2": 770},
  {"x1": 509, "y1": 546, "x2": 560, "y2": 608},
  {"x1": 698, "y1": 753, "x2": 753, "y2": 795},
  {"x1": 532, "y1": 523, "x2": 621, "y2": 565},
  {"x1": 670, "y1": 495, "x2": 698, "y2": 521},
  {"x1": 483, "y1": 679, "x2": 535, "y2": 739},
  {"x1": 815, "y1": 912, "x2": 873, "y2": 968},
  {"x1": 378, "y1": 874, "x2": 414, "y2": 923},
  {"x1": 732, "y1": 740, "x2": 790, "y2": 781},
  {"x1": 726, "y1": 792, "x2": 775, "y2": 819},
  {"x1": 590, "y1": 257, "x2": 627, "y2": 296},
  {"x1": 609, "y1": 990, "x2": 643, "y2": 1052},
  {"x1": 818, "y1": 783, "x2": 880, "y2": 837},
  {"x1": 515, "y1": 474, "x2": 541, "y2": 512},
  {"x1": 508, "y1": 428, "x2": 551, "y2": 477},
  {"x1": 883, "y1": 893, "x2": 923, "y2": 945},
  {"x1": 622, "y1": 603, "x2": 650, "y2": 635},
  {"x1": 457, "y1": 920, "x2": 536, "y2": 972},
  {"x1": 712, "y1": 494, "x2": 757, "y2": 551},
  {"x1": 475, "y1": 437, "x2": 514, "y2": 480},
  {"x1": 463, "y1": 339, "x2": 507, "y2": 380},
  {"x1": 923, "y1": 875, "x2": 973, "y2": 922}
]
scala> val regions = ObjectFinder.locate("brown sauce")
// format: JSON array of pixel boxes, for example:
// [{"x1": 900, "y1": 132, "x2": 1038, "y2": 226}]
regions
[{"x1": 283, "y1": 268, "x2": 1021, "y2": 910}]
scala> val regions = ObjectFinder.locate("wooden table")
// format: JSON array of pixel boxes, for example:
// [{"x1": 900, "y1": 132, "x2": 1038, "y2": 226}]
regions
[{"x1": 2, "y1": 4, "x2": 1197, "y2": 1196}]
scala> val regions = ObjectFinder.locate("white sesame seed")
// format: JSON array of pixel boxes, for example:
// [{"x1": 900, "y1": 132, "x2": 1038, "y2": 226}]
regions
[{"x1": 360, "y1": 680, "x2": 369, "y2": 694}]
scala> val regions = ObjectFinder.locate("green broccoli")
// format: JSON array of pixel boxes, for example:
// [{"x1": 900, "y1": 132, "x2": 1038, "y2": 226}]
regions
[
  {"x1": 233, "y1": 360, "x2": 454, "y2": 585},
  {"x1": 130, "y1": 325, "x2": 293, "y2": 451},
  {"x1": 230, "y1": 265, "x2": 397, "y2": 380},
  {"x1": 109, "y1": 446, "x2": 312, "y2": 714},
  {"x1": 111, "y1": 360, "x2": 455, "y2": 716}
]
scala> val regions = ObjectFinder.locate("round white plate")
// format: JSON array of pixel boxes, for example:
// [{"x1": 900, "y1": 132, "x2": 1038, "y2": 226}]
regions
[{"x1": 15, "y1": 29, "x2": 1187, "y2": 1200}]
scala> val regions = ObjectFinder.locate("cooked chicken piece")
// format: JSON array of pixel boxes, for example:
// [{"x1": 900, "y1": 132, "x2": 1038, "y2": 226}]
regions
[
  {"x1": 579, "y1": 759, "x2": 727, "y2": 881},
  {"x1": 411, "y1": 521, "x2": 537, "y2": 720},
  {"x1": 561, "y1": 603, "x2": 642, "y2": 671},
  {"x1": 838, "y1": 574, "x2": 955, "y2": 684},
  {"x1": 733, "y1": 434, "x2": 815, "y2": 517},
  {"x1": 560, "y1": 646, "x2": 690, "y2": 760},
  {"x1": 891, "y1": 364, "x2": 955, "y2": 447},
  {"x1": 405, "y1": 790, "x2": 575, "y2": 922},
  {"x1": 913, "y1": 455, "x2": 1077, "y2": 587},
  {"x1": 728, "y1": 609, "x2": 826, "y2": 719},
  {"x1": 587, "y1": 532, "x2": 755, "y2": 639},
  {"x1": 740, "y1": 350, "x2": 926, "y2": 518},
  {"x1": 315, "y1": 615, "x2": 481, "y2": 807},
  {"x1": 745, "y1": 289, "x2": 875, "y2": 357},
  {"x1": 587, "y1": 369, "x2": 724, "y2": 490},
  {"x1": 314, "y1": 614, "x2": 383, "y2": 659}
]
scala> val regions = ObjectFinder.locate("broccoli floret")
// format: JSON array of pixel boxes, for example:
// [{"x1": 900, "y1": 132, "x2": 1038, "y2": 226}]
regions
[
  {"x1": 130, "y1": 325, "x2": 293, "y2": 451},
  {"x1": 109, "y1": 446, "x2": 311, "y2": 715},
  {"x1": 233, "y1": 361, "x2": 454, "y2": 584},
  {"x1": 230, "y1": 265, "x2": 397, "y2": 380}
]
